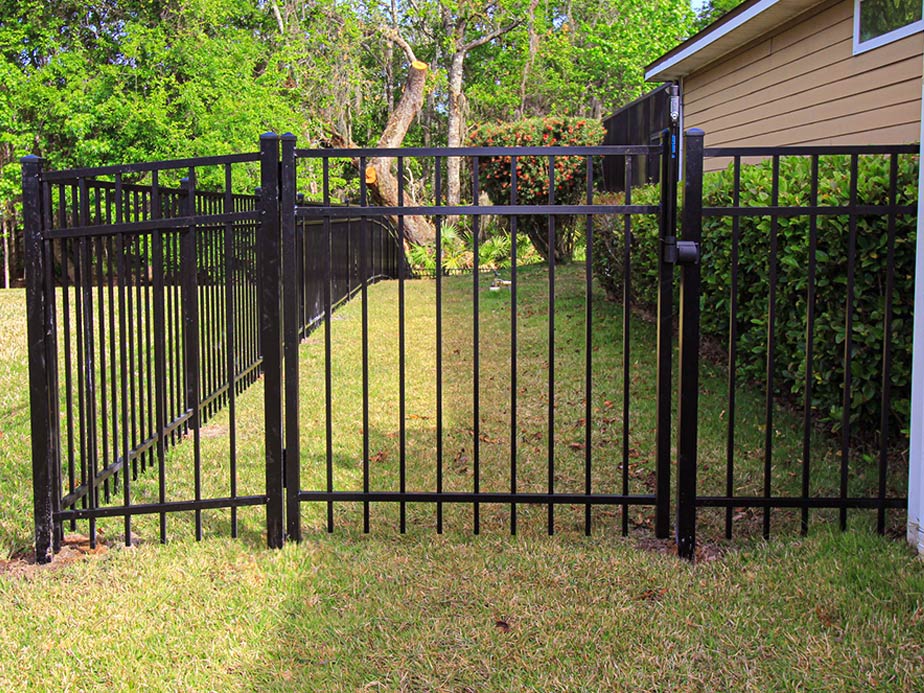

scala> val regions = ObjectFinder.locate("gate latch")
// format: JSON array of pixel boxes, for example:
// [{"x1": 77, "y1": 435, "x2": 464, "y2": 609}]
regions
[{"x1": 662, "y1": 236, "x2": 700, "y2": 265}]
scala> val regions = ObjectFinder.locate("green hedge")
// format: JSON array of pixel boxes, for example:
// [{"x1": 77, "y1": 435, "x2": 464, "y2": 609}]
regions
[{"x1": 593, "y1": 153, "x2": 919, "y2": 438}]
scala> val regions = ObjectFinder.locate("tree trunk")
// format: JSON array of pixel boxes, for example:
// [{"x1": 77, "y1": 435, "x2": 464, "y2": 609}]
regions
[
  {"x1": 446, "y1": 51, "x2": 466, "y2": 213},
  {"x1": 2, "y1": 217, "x2": 8, "y2": 289},
  {"x1": 444, "y1": 19, "x2": 520, "y2": 215}
]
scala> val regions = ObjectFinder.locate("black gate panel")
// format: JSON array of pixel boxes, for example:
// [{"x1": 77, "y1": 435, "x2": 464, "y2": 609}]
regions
[{"x1": 282, "y1": 139, "x2": 679, "y2": 540}]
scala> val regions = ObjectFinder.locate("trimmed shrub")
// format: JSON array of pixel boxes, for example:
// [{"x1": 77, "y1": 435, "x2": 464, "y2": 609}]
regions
[
  {"x1": 593, "y1": 153, "x2": 919, "y2": 438},
  {"x1": 469, "y1": 117, "x2": 605, "y2": 263}
]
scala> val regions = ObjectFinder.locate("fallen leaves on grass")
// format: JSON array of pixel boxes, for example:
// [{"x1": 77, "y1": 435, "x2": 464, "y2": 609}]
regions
[{"x1": 636, "y1": 587, "x2": 667, "y2": 602}]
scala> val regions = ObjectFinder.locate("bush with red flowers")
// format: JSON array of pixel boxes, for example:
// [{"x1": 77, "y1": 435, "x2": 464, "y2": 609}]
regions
[{"x1": 469, "y1": 117, "x2": 604, "y2": 263}]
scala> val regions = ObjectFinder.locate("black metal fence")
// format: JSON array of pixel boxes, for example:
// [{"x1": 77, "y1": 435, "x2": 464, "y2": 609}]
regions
[
  {"x1": 295, "y1": 200, "x2": 405, "y2": 336},
  {"x1": 24, "y1": 135, "x2": 405, "y2": 562},
  {"x1": 25, "y1": 130, "x2": 916, "y2": 562},
  {"x1": 602, "y1": 84, "x2": 676, "y2": 191},
  {"x1": 285, "y1": 138, "x2": 679, "y2": 543},
  {"x1": 687, "y1": 139, "x2": 916, "y2": 548}
]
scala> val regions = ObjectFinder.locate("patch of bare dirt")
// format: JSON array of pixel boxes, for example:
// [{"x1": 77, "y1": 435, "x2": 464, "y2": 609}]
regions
[
  {"x1": 633, "y1": 535, "x2": 729, "y2": 563},
  {"x1": 199, "y1": 423, "x2": 229, "y2": 439},
  {"x1": 0, "y1": 531, "x2": 140, "y2": 579}
]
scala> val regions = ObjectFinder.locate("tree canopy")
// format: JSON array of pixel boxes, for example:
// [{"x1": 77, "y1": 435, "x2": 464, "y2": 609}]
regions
[{"x1": 0, "y1": 0, "x2": 695, "y2": 281}]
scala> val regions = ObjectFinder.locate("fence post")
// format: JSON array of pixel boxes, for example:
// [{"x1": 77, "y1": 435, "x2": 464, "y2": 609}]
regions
[
  {"x1": 654, "y1": 127, "x2": 678, "y2": 538},
  {"x1": 260, "y1": 132, "x2": 285, "y2": 549},
  {"x1": 676, "y1": 129, "x2": 705, "y2": 560},
  {"x1": 280, "y1": 133, "x2": 301, "y2": 542},
  {"x1": 179, "y1": 173, "x2": 203, "y2": 540},
  {"x1": 23, "y1": 155, "x2": 54, "y2": 563}
]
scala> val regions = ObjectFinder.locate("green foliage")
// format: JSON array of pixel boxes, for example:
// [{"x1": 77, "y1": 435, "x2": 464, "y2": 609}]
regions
[
  {"x1": 465, "y1": 0, "x2": 695, "y2": 120},
  {"x1": 0, "y1": 0, "x2": 356, "y2": 231},
  {"x1": 407, "y1": 224, "x2": 541, "y2": 276},
  {"x1": 592, "y1": 153, "x2": 919, "y2": 438},
  {"x1": 859, "y1": 0, "x2": 922, "y2": 42},
  {"x1": 469, "y1": 116, "x2": 604, "y2": 263}
]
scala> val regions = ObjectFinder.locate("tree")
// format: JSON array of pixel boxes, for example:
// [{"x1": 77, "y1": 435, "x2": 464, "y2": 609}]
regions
[
  {"x1": 0, "y1": 0, "x2": 696, "y2": 277},
  {"x1": 465, "y1": 0, "x2": 694, "y2": 120},
  {"x1": 694, "y1": 0, "x2": 742, "y2": 30},
  {"x1": 355, "y1": 30, "x2": 435, "y2": 245},
  {"x1": 470, "y1": 117, "x2": 605, "y2": 263},
  {"x1": 425, "y1": 1, "x2": 521, "y2": 209}
]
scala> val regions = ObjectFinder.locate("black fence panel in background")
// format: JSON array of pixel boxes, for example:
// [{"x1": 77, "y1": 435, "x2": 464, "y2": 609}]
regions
[
  {"x1": 602, "y1": 84, "x2": 675, "y2": 192},
  {"x1": 23, "y1": 135, "x2": 408, "y2": 563},
  {"x1": 25, "y1": 150, "x2": 270, "y2": 562},
  {"x1": 294, "y1": 209, "x2": 405, "y2": 336}
]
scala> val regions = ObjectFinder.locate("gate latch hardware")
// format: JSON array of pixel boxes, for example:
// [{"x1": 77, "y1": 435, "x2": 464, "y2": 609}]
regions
[{"x1": 662, "y1": 236, "x2": 700, "y2": 265}]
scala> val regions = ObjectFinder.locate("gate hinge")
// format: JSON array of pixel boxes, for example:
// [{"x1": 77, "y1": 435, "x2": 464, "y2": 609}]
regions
[{"x1": 662, "y1": 236, "x2": 700, "y2": 265}]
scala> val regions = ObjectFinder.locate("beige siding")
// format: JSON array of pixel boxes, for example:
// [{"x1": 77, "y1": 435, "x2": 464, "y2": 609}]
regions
[{"x1": 681, "y1": 0, "x2": 923, "y2": 170}]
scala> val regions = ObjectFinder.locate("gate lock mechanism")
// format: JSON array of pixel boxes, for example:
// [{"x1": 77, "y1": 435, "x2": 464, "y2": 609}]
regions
[{"x1": 662, "y1": 236, "x2": 700, "y2": 265}]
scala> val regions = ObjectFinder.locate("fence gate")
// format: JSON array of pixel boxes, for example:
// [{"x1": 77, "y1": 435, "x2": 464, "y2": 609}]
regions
[{"x1": 275, "y1": 130, "x2": 703, "y2": 553}]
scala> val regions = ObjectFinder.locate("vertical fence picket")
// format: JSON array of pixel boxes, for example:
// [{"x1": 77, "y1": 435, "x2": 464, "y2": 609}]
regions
[
  {"x1": 397, "y1": 157, "x2": 407, "y2": 534},
  {"x1": 224, "y1": 164, "x2": 239, "y2": 538},
  {"x1": 763, "y1": 156, "x2": 780, "y2": 540},
  {"x1": 180, "y1": 172, "x2": 203, "y2": 541},
  {"x1": 473, "y1": 156, "x2": 482, "y2": 535},
  {"x1": 622, "y1": 156, "x2": 634, "y2": 537},
  {"x1": 23, "y1": 155, "x2": 54, "y2": 563},
  {"x1": 435, "y1": 158, "x2": 444, "y2": 534},
  {"x1": 840, "y1": 155, "x2": 859, "y2": 531},
  {"x1": 509, "y1": 156, "x2": 518, "y2": 535},
  {"x1": 655, "y1": 130, "x2": 677, "y2": 539},
  {"x1": 546, "y1": 156, "x2": 556, "y2": 536},
  {"x1": 281, "y1": 133, "x2": 301, "y2": 542},
  {"x1": 801, "y1": 156, "x2": 819, "y2": 537}
]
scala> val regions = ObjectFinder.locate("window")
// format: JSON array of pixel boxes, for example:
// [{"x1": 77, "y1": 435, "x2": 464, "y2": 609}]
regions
[{"x1": 854, "y1": 0, "x2": 924, "y2": 54}]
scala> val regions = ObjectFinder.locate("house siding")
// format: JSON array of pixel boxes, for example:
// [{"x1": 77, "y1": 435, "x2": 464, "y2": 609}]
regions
[{"x1": 681, "y1": 0, "x2": 923, "y2": 170}]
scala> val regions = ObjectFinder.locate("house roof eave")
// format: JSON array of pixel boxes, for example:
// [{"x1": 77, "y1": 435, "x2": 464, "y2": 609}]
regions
[{"x1": 645, "y1": 0, "x2": 827, "y2": 82}]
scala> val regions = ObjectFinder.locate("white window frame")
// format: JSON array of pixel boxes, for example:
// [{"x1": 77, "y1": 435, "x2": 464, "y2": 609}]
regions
[{"x1": 853, "y1": 0, "x2": 924, "y2": 55}]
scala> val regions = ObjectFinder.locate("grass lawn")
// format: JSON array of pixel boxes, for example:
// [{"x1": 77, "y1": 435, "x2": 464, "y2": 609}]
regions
[{"x1": 0, "y1": 263, "x2": 922, "y2": 690}]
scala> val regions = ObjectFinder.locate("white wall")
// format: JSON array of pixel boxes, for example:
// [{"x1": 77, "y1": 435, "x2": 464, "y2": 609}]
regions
[{"x1": 908, "y1": 56, "x2": 924, "y2": 554}]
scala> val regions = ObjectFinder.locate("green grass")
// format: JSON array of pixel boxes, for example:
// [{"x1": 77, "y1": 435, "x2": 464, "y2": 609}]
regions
[
  {"x1": 288, "y1": 262, "x2": 905, "y2": 540},
  {"x1": 0, "y1": 530, "x2": 922, "y2": 690},
  {"x1": 0, "y1": 290, "x2": 33, "y2": 554},
  {"x1": 0, "y1": 268, "x2": 921, "y2": 690}
]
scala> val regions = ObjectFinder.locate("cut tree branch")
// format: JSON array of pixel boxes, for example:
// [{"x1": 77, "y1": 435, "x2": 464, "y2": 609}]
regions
[
  {"x1": 333, "y1": 29, "x2": 435, "y2": 245},
  {"x1": 381, "y1": 26, "x2": 419, "y2": 65}
]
